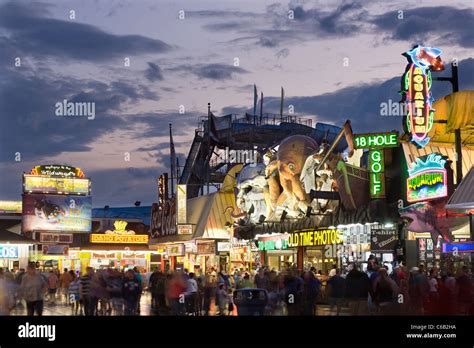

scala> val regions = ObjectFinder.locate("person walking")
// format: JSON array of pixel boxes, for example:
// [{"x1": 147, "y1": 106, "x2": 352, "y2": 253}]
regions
[
  {"x1": 456, "y1": 266, "x2": 472, "y2": 315},
  {"x1": 155, "y1": 271, "x2": 167, "y2": 315},
  {"x1": 216, "y1": 283, "x2": 229, "y2": 315},
  {"x1": 149, "y1": 268, "x2": 160, "y2": 311},
  {"x1": 168, "y1": 273, "x2": 186, "y2": 316},
  {"x1": 254, "y1": 268, "x2": 268, "y2": 290},
  {"x1": 19, "y1": 263, "x2": 47, "y2": 316},
  {"x1": 302, "y1": 271, "x2": 321, "y2": 315},
  {"x1": 427, "y1": 268, "x2": 439, "y2": 314},
  {"x1": 373, "y1": 268, "x2": 399, "y2": 315},
  {"x1": 185, "y1": 273, "x2": 198, "y2": 315},
  {"x1": 202, "y1": 277, "x2": 213, "y2": 316},
  {"x1": 284, "y1": 269, "x2": 304, "y2": 316},
  {"x1": 122, "y1": 269, "x2": 141, "y2": 316},
  {"x1": 345, "y1": 263, "x2": 370, "y2": 316},
  {"x1": 196, "y1": 277, "x2": 204, "y2": 316},
  {"x1": 232, "y1": 270, "x2": 242, "y2": 289},
  {"x1": 418, "y1": 265, "x2": 430, "y2": 312},
  {"x1": 0, "y1": 270, "x2": 12, "y2": 315},
  {"x1": 240, "y1": 273, "x2": 253, "y2": 289},
  {"x1": 133, "y1": 267, "x2": 144, "y2": 314},
  {"x1": 47, "y1": 270, "x2": 59, "y2": 306},
  {"x1": 396, "y1": 266, "x2": 409, "y2": 315},
  {"x1": 443, "y1": 271, "x2": 457, "y2": 315},
  {"x1": 80, "y1": 267, "x2": 94, "y2": 316},
  {"x1": 408, "y1": 267, "x2": 427, "y2": 315},
  {"x1": 106, "y1": 269, "x2": 124, "y2": 316},
  {"x1": 59, "y1": 268, "x2": 73, "y2": 305},
  {"x1": 68, "y1": 275, "x2": 81, "y2": 315},
  {"x1": 327, "y1": 268, "x2": 345, "y2": 316}
]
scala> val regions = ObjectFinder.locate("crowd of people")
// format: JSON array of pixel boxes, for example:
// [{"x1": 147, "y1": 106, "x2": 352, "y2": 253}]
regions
[
  {"x1": 0, "y1": 257, "x2": 472, "y2": 316},
  {"x1": 0, "y1": 263, "x2": 145, "y2": 316}
]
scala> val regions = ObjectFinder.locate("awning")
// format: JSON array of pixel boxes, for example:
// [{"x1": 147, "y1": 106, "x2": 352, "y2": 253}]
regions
[
  {"x1": 430, "y1": 91, "x2": 474, "y2": 145},
  {"x1": 189, "y1": 191, "x2": 234, "y2": 240},
  {"x1": 401, "y1": 142, "x2": 474, "y2": 185},
  {"x1": 446, "y1": 167, "x2": 474, "y2": 210},
  {"x1": 0, "y1": 229, "x2": 37, "y2": 244},
  {"x1": 78, "y1": 243, "x2": 152, "y2": 251}
]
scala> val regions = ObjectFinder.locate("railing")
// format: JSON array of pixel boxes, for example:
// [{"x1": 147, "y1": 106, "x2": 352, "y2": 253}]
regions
[
  {"x1": 197, "y1": 113, "x2": 313, "y2": 132},
  {"x1": 179, "y1": 130, "x2": 204, "y2": 184},
  {"x1": 231, "y1": 113, "x2": 313, "y2": 127}
]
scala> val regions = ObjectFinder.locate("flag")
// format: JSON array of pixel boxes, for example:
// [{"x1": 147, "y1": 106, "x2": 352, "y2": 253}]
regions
[
  {"x1": 253, "y1": 84, "x2": 258, "y2": 116},
  {"x1": 169, "y1": 124, "x2": 176, "y2": 197},
  {"x1": 280, "y1": 87, "x2": 284, "y2": 117},
  {"x1": 176, "y1": 157, "x2": 180, "y2": 179},
  {"x1": 209, "y1": 112, "x2": 220, "y2": 144}
]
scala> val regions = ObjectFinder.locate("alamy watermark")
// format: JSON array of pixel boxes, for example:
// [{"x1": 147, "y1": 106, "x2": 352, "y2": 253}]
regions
[
  {"x1": 324, "y1": 244, "x2": 366, "y2": 262},
  {"x1": 55, "y1": 99, "x2": 95, "y2": 120},
  {"x1": 18, "y1": 322, "x2": 56, "y2": 341},
  {"x1": 380, "y1": 99, "x2": 407, "y2": 117},
  {"x1": 217, "y1": 147, "x2": 258, "y2": 165}
]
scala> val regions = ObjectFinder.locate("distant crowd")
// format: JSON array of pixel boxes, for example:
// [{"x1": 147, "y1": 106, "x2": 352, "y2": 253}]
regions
[{"x1": 0, "y1": 256, "x2": 472, "y2": 316}]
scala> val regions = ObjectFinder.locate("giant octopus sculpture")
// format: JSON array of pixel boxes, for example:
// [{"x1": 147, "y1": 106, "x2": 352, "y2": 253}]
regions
[
  {"x1": 228, "y1": 163, "x2": 268, "y2": 224},
  {"x1": 265, "y1": 135, "x2": 319, "y2": 220}
]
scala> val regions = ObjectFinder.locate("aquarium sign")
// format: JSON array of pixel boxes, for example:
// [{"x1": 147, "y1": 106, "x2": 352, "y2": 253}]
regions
[
  {"x1": 407, "y1": 153, "x2": 447, "y2": 203},
  {"x1": 401, "y1": 46, "x2": 442, "y2": 148}
]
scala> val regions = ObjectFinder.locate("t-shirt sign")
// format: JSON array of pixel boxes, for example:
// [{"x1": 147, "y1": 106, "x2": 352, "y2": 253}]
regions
[{"x1": 370, "y1": 228, "x2": 398, "y2": 252}]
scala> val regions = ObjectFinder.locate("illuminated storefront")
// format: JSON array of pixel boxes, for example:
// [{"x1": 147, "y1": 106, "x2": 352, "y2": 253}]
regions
[
  {"x1": 256, "y1": 233, "x2": 296, "y2": 271},
  {"x1": 150, "y1": 190, "x2": 234, "y2": 274},
  {"x1": 21, "y1": 164, "x2": 93, "y2": 271},
  {"x1": 0, "y1": 244, "x2": 31, "y2": 270},
  {"x1": 283, "y1": 228, "x2": 344, "y2": 272},
  {"x1": 77, "y1": 220, "x2": 154, "y2": 272}
]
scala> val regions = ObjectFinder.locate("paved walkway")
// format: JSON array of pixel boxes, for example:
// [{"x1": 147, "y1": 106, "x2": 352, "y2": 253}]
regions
[{"x1": 10, "y1": 293, "x2": 350, "y2": 316}]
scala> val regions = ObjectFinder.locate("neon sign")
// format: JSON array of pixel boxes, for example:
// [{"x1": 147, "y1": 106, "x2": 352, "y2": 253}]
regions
[
  {"x1": 0, "y1": 245, "x2": 19, "y2": 258},
  {"x1": 407, "y1": 153, "x2": 447, "y2": 203},
  {"x1": 90, "y1": 234, "x2": 149, "y2": 244},
  {"x1": 23, "y1": 175, "x2": 90, "y2": 195},
  {"x1": 401, "y1": 46, "x2": 443, "y2": 148},
  {"x1": 353, "y1": 132, "x2": 398, "y2": 199},
  {"x1": 287, "y1": 229, "x2": 343, "y2": 247},
  {"x1": 258, "y1": 238, "x2": 288, "y2": 251},
  {"x1": 369, "y1": 150, "x2": 385, "y2": 198},
  {"x1": 354, "y1": 132, "x2": 398, "y2": 150},
  {"x1": 30, "y1": 165, "x2": 85, "y2": 178}
]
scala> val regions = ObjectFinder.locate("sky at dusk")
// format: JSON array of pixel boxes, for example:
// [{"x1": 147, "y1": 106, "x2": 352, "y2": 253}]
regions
[{"x1": 0, "y1": 0, "x2": 473, "y2": 207}]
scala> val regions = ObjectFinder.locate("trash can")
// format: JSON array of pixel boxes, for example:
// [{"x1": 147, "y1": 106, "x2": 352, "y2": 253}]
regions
[{"x1": 233, "y1": 288, "x2": 268, "y2": 316}]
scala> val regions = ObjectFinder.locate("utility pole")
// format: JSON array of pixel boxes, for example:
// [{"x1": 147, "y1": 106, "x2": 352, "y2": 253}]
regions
[
  {"x1": 207, "y1": 103, "x2": 211, "y2": 195},
  {"x1": 433, "y1": 62, "x2": 462, "y2": 185}
]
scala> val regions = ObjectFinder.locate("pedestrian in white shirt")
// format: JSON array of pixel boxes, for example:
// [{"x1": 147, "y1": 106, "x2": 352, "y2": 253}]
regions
[{"x1": 185, "y1": 273, "x2": 198, "y2": 315}]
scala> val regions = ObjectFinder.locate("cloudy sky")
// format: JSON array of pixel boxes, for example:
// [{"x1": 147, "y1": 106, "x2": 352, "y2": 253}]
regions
[{"x1": 0, "y1": 0, "x2": 473, "y2": 207}]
